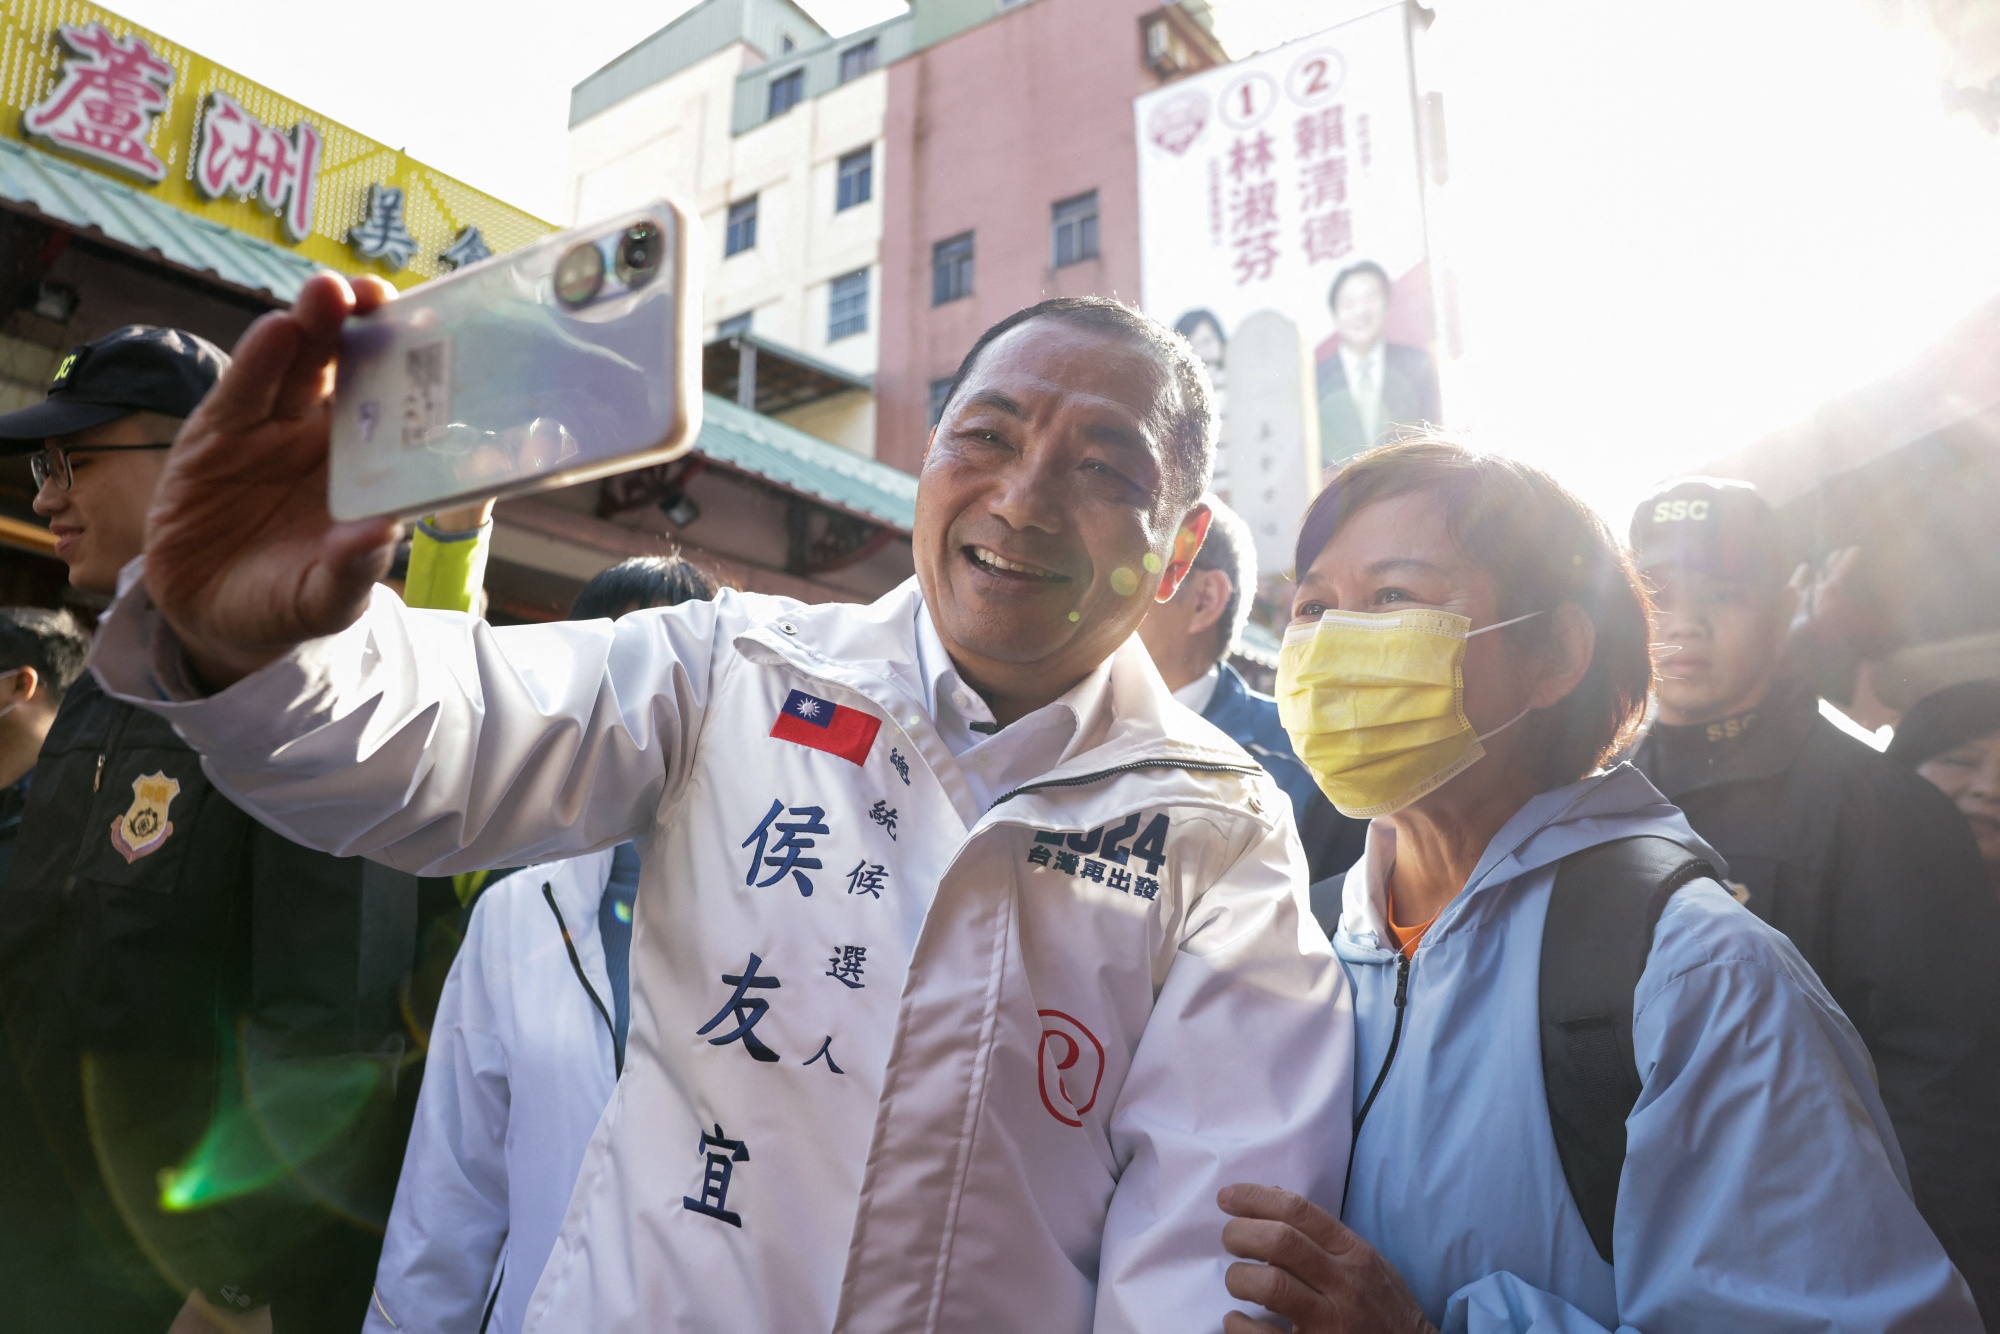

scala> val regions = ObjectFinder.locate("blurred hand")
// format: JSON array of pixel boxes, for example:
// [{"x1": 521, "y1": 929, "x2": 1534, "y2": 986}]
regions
[
  {"x1": 1218, "y1": 1184, "x2": 1436, "y2": 1334},
  {"x1": 145, "y1": 273, "x2": 402, "y2": 689},
  {"x1": 166, "y1": 1291, "x2": 271, "y2": 1334},
  {"x1": 1789, "y1": 545, "x2": 1881, "y2": 653},
  {"x1": 427, "y1": 498, "x2": 495, "y2": 533}
]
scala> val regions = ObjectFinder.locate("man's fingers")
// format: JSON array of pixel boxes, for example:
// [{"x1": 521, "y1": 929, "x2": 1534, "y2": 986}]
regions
[
  {"x1": 268, "y1": 272, "x2": 359, "y2": 422},
  {"x1": 1225, "y1": 1258, "x2": 1327, "y2": 1325},
  {"x1": 1219, "y1": 1183, "x2": 1346, "y2": 1250},
  {"x1": 1221, "y1": 1312, "x2": 1285, "y2": 1334},
  {"x1": 1223, "y1": 1216, "x2": 1344, "y2": 1295},
  {"x1": 350, "y1": 274, "x2": 398, "y2": 316}
]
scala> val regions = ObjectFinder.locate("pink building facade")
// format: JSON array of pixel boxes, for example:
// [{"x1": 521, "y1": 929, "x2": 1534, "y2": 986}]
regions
[{"x1": 875, "y1": 0, "x2": 1220, "y2": 474}]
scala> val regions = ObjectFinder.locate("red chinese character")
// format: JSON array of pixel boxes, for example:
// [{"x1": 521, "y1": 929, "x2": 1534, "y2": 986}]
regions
[
  {"x1": 1301, "y1": 157, "x2": 1348, "y2": 211},
  {"x1": 23, "y1": 23, "x2": 174, "y2": 183},
  {"x1": 1232, "y1": 229, "x2": 1281, "y2": 285},
  {"x1": 193, "y1": 92, "x2": 322, "y2": 243},
  {"x1": 1227, "y1": 130, "x2": 1276, "y2": 181},
  {"x1": 1302, "y1": 210, "x2": 1354, "y2": 265},
  {"x1": 1230, "y1": 181, "x2": 1279, "y2": 234},
  {"x1": 1296, "y1": 108, "x2": 1346, "y2": 161}
]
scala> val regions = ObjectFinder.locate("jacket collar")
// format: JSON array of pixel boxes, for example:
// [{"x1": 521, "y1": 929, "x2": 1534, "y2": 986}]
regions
[
  {"x1": 734, "y1": 579, "x2": 1263, "y2": 818},
  {"x1": 1636, "y1": 678, "x2": 1819, "y2": 798}
]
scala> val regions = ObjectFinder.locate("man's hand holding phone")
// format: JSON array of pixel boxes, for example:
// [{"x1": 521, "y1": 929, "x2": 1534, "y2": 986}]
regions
[{"x1": 146, "y1": 272, "x2": 402, "y2": 690}]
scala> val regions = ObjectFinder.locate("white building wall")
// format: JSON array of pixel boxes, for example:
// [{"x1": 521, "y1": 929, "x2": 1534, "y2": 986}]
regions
[{"x1": 563, "y1": 44, "x2": 885, "y2": 455}]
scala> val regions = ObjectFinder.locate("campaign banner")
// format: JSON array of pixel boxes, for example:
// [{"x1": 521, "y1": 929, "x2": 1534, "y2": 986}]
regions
[{"x1": 1136, "y1": 3, "x2": 1434, "y2": 571}]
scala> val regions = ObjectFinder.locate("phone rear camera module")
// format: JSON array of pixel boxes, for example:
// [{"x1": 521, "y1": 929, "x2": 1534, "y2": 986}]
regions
[
  {"x1": 555, "y1": 242, "x2": 606, "y2": 308},
  {"x1": 614, "y1": 222, "x2": 663, "y2": 289}
]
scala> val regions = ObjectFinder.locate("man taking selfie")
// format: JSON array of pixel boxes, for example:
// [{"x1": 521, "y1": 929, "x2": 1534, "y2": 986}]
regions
[{"x1": 88, "y1": 276, "x2": 1349, "y2": 1332}]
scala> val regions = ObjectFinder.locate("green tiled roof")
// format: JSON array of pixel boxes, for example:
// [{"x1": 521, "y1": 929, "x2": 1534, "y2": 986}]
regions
[
  {"x1": 697, "y1": 392, "x2": 915, "y2": 532},
  {"x1": 0, "y1": 139, "x2": 320, "y2": 304}
]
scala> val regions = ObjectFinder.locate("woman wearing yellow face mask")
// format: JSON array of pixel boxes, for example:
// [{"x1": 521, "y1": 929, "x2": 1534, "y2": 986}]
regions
[{"x1": 1214, "y1": 439, "x2": 1980, "y2": 1334}]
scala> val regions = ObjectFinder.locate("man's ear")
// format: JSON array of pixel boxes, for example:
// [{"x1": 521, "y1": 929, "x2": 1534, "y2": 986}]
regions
[{"x1": 1154, "y1": 503, "x2": 1214, "y2": 603}]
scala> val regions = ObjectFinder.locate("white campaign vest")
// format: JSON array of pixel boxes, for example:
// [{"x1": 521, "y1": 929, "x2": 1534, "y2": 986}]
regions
[{"x1": 89, "y1": 575, "x2": 1353, "y2": 1334}]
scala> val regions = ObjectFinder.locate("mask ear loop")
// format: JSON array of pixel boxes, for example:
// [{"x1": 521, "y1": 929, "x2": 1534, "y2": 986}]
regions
[{"x1": 1465, "y1": 609, "x2": 1547, "y2": 742}]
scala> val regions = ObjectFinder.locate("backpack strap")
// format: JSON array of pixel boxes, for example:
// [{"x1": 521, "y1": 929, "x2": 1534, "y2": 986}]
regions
[{"x1": 1540, "y1": 835, "x2": 1714, "y2": 1264}]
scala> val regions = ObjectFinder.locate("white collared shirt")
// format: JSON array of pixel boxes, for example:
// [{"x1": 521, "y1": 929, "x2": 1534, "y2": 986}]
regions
[
  {"x1": 912, "y1": 597, "x2": 1115, "y2": 810},
  {"x1": 1170, "y1": 664, "x2": 1221, "y2": 716},
  {"x1": 1339, "y1": 340, "x2": 1387, "y2": 443}
]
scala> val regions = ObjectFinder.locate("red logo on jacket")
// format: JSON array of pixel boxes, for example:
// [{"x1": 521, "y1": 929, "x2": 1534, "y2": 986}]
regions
[{"x1": 1037, "y1": 1009, "x2": 1104, "y2": 1127}]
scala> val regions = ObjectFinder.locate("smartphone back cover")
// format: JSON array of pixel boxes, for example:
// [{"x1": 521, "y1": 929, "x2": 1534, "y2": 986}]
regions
[{"x1": 328, "y1": 201, "x2": 699, "y2": 520}]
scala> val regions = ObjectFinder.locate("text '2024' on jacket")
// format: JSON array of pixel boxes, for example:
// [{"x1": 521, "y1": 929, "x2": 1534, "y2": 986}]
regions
[
  {"x1": 91, "y1": 574, "x2": 1353, "y2": 1334},
  {"x1": 1335, "y1": 764, "x2": 1981, "y2": 1333}
]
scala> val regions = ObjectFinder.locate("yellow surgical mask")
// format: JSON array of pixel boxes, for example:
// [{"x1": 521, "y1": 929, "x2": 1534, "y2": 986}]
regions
[{"x1": 1276, "y1": 607, "x2": 1542, "y2": 817}]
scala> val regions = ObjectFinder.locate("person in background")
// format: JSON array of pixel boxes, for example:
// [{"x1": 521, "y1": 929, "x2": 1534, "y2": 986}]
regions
[
  {"x1": 1219, "y1": 439, "x2": 1979, "y2": 1333},
  {"x1": 1627, "y1": 478, "x2": 2000, "y2": 1326},
  {"x1": 1138, "y1": 496, "x2": 1365, "y2": 882},
  {"x1": 1887, "y1": 678, "x2": 2000, "y2": 900},
  {"x1": 0, "y1": 606, "x2": 88, "y2": 885},
  {"x1": 0, "y1": 325, "x2": 491, "y2": 1334},
  {"x1": 366, "y1": 554, "x2": 718, "y2": 1334},
  {"x1": 1313, "y1": 261, "x2": 1440, "y2": 467}
]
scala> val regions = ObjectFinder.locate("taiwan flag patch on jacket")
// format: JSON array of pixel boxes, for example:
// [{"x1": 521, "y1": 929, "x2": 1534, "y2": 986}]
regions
[{"x1": 770, "y1": 689, "x2": 881, "y2": 766}]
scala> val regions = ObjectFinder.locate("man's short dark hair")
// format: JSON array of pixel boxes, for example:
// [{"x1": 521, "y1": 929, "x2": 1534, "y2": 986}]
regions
[
  {"x1": 569, "y1": 555, "x2": 718, "y2": 621},
  {"x1": 1328, "y1": 260, "x2": 1391, "y2": 312},
  {"x1": 934, "y1": 297, "x2": 1214, "y2": 516},
  {"x1": 1189, "y1": 495, "x2": 1257, "y2": 664},
  {"x1": 0, "y1": 606, "x2": 89, "y2": 703}
]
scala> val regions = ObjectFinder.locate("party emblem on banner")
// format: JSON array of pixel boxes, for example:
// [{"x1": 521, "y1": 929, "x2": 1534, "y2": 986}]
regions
[
  {"x1": 1036, "y1": 1009, "x2": 1105, "y2": 1128},
  {"x1": 1148, "y1": 89, "x2": 1209, "y2": 155},
  {"x1": 111, "y1": 771, "x2": 181, "y2": 863}
]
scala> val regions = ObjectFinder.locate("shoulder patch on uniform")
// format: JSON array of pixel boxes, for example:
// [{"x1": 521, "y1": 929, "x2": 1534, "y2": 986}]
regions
[{"x1": 110, "y1": 771, "x2": 180, "y2": 862}]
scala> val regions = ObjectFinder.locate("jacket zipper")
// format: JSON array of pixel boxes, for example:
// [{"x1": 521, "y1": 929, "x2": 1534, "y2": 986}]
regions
[
  {"x1": 1343, "y1": 950, "x2": 1410, "y2": 1204},
  {"x1": 542, "y1": 882, "x2": 622, "y2": 1079},
  {"x1": 988, "y1": 757, "x2": 1264, "y2": 808}
]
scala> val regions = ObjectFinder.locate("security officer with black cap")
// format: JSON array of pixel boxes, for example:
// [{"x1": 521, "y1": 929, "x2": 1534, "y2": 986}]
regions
[
  {"x1": 1630, "y1": 478, "x2": 2000, "y2": 1327},
  {"x1": 0, "y1": 327, "x2": 421, "y2": 1333}
]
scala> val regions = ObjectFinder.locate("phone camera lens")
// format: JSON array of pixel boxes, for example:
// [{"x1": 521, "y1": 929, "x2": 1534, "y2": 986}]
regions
[
  {"x1": 555, "y1": 242, "x2": 605, "y2": 308},
  {"x1": 615, "y1": 222, "x2": 662, "y2": 288}
]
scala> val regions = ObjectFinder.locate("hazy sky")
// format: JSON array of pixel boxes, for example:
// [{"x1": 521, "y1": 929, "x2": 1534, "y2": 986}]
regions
[{"x1": 107, "y1": 0, "x2": 2000, "y2": 523}]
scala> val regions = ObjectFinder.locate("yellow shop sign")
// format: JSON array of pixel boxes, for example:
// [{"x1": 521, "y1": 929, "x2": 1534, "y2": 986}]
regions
[{"x1": 0, "y1": 1, "x2": 552, "y2": 286}]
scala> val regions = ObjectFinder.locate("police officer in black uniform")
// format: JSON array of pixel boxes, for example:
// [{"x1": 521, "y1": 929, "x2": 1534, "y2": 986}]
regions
[
  {"x1": 1630, "y1": 479, "x2": 2000, "y2": 1326},
  {"x1": 0, "y1": 328, "x2": 419, "y2": 1333}
]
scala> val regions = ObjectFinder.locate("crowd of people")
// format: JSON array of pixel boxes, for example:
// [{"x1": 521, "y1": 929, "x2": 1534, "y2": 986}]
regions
[{"x1": 0, "y1": 283, "x2": 1994, "y2": 1334}]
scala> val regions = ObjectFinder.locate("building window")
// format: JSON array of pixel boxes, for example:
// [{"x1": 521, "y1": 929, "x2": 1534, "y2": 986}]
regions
[
  {"x1": 836, "y1": 147, "x2": 873, "y2": 211},
  {"x1": 768, "y1": 69, "x2": 805, "y2": 118},
  {"x1": 1051, "y1": 191, "x2": 1099, "y2": 267},
  {"x1": 928, "y1": 377, "x2": 955, "y2": 428},
  {"x1": 725, "y1": 196, "x2": 758, "y2": 256},
  {"x1": 781, "y1": 33, "x2": 796, "y2": 53},
  {"x1": 828, "y1": 269, "x2": 869, "y2": 340},
  {"x1": 718, "y1": 312, "x2": 752, "y2": 338},
  {"x1": 839, "y1": 39, "x2": 879, "y2": 83},
  {"x1": 932, "y1": 232, "x2": 974, "y2": 306}
]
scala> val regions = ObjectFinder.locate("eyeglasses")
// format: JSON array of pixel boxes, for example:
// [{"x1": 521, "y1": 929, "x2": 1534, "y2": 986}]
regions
[{"x1": 29, "y1": 443, "x2": 172, "y2": 492}]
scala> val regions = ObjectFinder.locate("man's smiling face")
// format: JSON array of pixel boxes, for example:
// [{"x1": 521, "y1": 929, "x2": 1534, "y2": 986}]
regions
[{"x1": 914, "y1": 316, "x2": 1207, "y2": 710}]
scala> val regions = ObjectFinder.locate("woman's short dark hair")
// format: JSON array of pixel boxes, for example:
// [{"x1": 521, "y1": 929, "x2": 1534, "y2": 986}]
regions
[
  {"x1": 569, "y1": 555, "x2": 718, "y2": 621},
  {"x1": 1293, "y1": 437, "x2": 1655, "y2": 788}
]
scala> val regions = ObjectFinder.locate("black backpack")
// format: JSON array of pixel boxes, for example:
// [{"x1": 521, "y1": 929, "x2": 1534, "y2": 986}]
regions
[{"x1": 1310, "y1": 835, "x2": 1714, "y2": 1264}]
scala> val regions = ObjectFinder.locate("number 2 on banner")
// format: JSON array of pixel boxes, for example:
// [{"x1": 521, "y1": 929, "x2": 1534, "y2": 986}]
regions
[
  {"x1": 1219, "y1": 71, "x2": 1276, "y2": 129},
  {"x1": 1287, "y1": 49, "x2": 1346, "y2": 108}
]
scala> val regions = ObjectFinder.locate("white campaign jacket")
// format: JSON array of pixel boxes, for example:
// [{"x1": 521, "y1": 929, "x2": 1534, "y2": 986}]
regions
[
  {"x1": 94, "y1": 576, "x2": 1353, "y2": 1334},
  {"x1": 364, "y1": 850, "x2": 622, "y2": 1334}
]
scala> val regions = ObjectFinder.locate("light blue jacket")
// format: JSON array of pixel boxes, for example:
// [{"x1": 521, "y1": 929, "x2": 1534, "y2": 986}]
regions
[{"x1": 1334, "y1": 764, "x2": 1980, "y2": 1333}]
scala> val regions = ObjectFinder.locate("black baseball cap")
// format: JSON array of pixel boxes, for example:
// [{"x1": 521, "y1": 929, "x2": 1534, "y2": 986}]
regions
[
  {"x1": 0, "y1": 325, "x2": 228, "y2": 452},
  {"x1": 1629, "y1": 478, "x2": 1789, "y2": 584}
]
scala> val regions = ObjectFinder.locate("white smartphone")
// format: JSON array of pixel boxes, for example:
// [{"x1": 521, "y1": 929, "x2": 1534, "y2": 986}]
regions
[{"x1": 328, "y1": 200, "x2": 702, "y2": 521}]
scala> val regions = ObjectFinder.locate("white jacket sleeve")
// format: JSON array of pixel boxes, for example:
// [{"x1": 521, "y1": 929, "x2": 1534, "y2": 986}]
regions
[
  {"x1": 1442, "y1": 887, "x2": 1981, "y2": 1334},
  {"x1": 365, "y1": 895, "x2": 511, "y2": 1334},
  {"x1": 1093, "y1": 821, "x2": 1353, "y2": 1333},
  {"x1": 88, "y1": 574, "x2": 748, "y2": 875}
]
